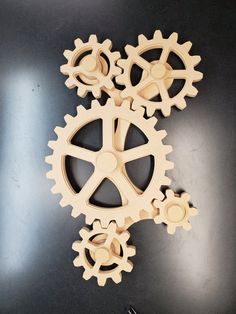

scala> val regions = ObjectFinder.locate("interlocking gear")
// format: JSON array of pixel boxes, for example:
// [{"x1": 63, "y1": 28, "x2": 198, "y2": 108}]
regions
[
  {"x1": 116, "y1": 30, "x2": 203, "y2": 117},
  {"x1": 60, "y1": 34, "x2": 121, "y2": 98},
  {"x1": 153, "y1": 189, "x2": 198, "y2": 234},
  {"x1": 45, "y1": 98, "x2": 173, "y2": 228},
  {"x1": 72, "y1": 221, "x2": 136, "y2": 286}
]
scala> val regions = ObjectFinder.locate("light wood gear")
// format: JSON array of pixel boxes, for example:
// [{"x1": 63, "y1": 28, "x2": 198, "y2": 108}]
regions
[
  {"x1": 116, "y1": 30, "x2": 203, "y2": 117},
  {"x1": 153, "y1": 189, "x2": 198, "y2": 234},
  {"x1": 60, "y1": 34, "x2": 121, "y2": 98},
  {"x1": 45, "y1": 98, "x2": 173, "y2": 228},
  {"x1": 72, "y1": 221, "x2": 136, "y2": 286}
]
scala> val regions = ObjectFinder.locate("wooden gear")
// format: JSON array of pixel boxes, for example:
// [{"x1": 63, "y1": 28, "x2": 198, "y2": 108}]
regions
[{"x1": 46, "y1": 30, "x2": 202, "y2": 286}]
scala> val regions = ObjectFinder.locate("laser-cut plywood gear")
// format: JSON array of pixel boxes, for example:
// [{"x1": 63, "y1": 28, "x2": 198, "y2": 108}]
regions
[
  {"x1": 60, "y1": 34, "x2": 121, "y2": 98},
  {"x1": 72, "y1": 221, "x2": 136, "y2": 286},
  {"x1": 45, "y1": 98, "x2": 174, "y2": 228},
  {"x1": 116, "y1": 30, "x2": 203, "y2": 117},
  {"x1": 153, "y1": 189, "x2": 198, "y2": 234}
]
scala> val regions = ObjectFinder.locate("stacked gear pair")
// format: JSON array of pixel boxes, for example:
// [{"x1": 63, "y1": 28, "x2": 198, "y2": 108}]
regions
[{"x1": 45, "y1": 30, "x2": 203, "y2": 286}]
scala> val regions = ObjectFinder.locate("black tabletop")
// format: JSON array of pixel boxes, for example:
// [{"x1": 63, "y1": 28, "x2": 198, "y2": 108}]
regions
[{"x1": 0, "y1": 1, "x2": 236, "y2": 313}]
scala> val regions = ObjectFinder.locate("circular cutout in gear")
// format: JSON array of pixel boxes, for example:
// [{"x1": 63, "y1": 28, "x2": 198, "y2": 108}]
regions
[
  {"x1": 153, "y1": 189, "x2": 198, "y2": 234},
  {"x1": 45, "y1": 98, "x2": 174, "y2": 228},
  {"x1": 116, "y1": 30, "x2": 203, "y2": 117},
  {"x1": 72, "y1": 221, "x2": 136, "y2": 286}
]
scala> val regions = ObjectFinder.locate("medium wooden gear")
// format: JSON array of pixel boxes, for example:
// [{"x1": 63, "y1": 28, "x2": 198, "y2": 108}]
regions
[
  {"x1": 72, "y1": 221, "x2": 136, "y2": 286},
  {"x1": 116, "y1": 30, "x2": 203, "y2": 117},
  {"x1": 45, "y1": 98, "x2": 173, "y2": 228},
  {"x1": 153, "y1": 189, "x2": 198, "y2": 234},
  {"x1": 60, "y1": 34, "x2": 121, "y2": 98}
]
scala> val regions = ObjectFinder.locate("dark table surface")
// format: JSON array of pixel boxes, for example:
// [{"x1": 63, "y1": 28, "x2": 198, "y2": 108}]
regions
[{"x1": 1, "y1": 1, "x2": 236, "y2": 313}]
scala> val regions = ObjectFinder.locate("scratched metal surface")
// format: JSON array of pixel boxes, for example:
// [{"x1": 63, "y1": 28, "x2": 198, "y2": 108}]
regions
[{"x1": 0, "y1": 1, "x2": 236, "y2": 313}]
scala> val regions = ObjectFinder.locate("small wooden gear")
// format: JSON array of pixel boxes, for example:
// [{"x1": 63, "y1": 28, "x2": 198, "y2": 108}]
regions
[
  {"x1": 60, "y1": 34, "x2": 121, "y2": 98},
  {"x1": 46, "y1": 30, "x2": 202, "y2": 286},
  {"x1": 116, "y1": 30, "x2": 203, "y2": 117},
  {"x1": 153, "y1": 189, "x2": 198, "y2": 234},
  {"x1": 72, "y1": 221, "x2": 136, "y2": 286},
  {"x1": 45, "y1": 98, "x2": 173, "y2": 228}
]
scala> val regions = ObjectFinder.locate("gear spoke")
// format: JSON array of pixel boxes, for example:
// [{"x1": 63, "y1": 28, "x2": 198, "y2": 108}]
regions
[
  {"x1": 159, "y1": 46, "x2": 170, "y2": 64},
  {"x1": 76, "y1": 170, "x2": 104, "y2": 200},
  {"x1": 93, "y1": 260, "x2": 102, "y2": 273},
  {"x1": 112, "y1": 171, "x2": 138, "y2": 201},
  {"x1": 102, "y1": 116, "x2": 114, "y2": 150},
  {"x1": 158, "y1": 80, "x2": 169, "y2": 101},
  {"x1": 134, "y1": 55, "x2": 151, "y2": 71},
  {"x1": 167, "y1": 69, "x2": 188, "y2": 79},
  {"x1": 135, "y1": 76, "x2": 154, "y2": 93},
  {"x1": 65, "y1": 144, "x2": 97, "y2": 164},
  {"x1": 119, "y1": 143, "x2": 152, "y2": 163},
  {"x1": 86, "y1": 241, "x2": 98, "y2": 252}
]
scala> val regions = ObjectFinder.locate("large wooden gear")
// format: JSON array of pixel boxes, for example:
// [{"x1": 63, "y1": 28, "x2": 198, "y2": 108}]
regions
[{"x1": 46, "y1": 30, "x2": 202, "y2": 286}]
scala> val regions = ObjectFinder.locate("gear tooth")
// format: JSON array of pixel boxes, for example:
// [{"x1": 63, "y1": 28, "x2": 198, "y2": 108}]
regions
[
  {"x1": 64, "y1": 114, "x2": 73, "y2": 124},
  {"x1": 112, "y1": 272, "x2": 122, "y2": 284},
  {"x1": 71, "y1": 207, "x2": 80, "y2": 218},
  {"x1": 74, "y1": 38, "x2": 83, "y2": 48},
  {"x1": 63, "y1": 50, "x2": 73, "y2": 60},
  {"x1": 166, "y1": 189, "x2": 174, "y2": 198},
  {"x1": 120, "y1": 88, "x2": 131, "y2": 98},
  {"x1": 153, "y1": 30, "x2": 163, "y2": 40},
  {"x1": 97, "y1": 276, "x2": 107, "y2": 286},
  {"x1": 60, "y1": 64, "x2": 70, "y2": 74},
  {"x1": 77, "y1": 86, "x2": 88, "y2": 98},
  {"x1": 85, "y1": 215, "x2": 95, "y2": 225},
  {"x1": 108, "y1": 221, "x2": 117, "y2": 232},
  {"x1": 125, "y1": 44, "x2": 136, "y2": 56},
  {"x1": 148, "y1": 116, "x2": 158, "y2": 128},
  {"x1": 117, "y1": 59, "x2": 127, "y2": 69},
  {"x1": 169, "y1": 32, "x2": 178, "y2": 42},
  {"x1": 101, "y1": 218, "x2": 110, "y2": 228},
  {"x1": 183, "y1": 222, "x2": 192, "y2": 231},
  {"x1": 191, "y1": 55, "x2": 201, "y2": 66},
  {"x1": 146, "y1": 105, "x2": 156, "y2": 117},
  {"x1": 167, "y1": 224, "x2": 176, "y2": 235},
  {"x1": 45, "y1": 155, "x2": 53, "y2": 164},
  {"x1": 127, "y1": 246, "x2": 136, "y2": 257},
  {"x1": 161, "y1": 105, "x2": 171, "y2": 117},
  {"x1": 59, "y1": 198, "x2": 69, "y2": 207},
  {"x1": 138, "y1": 34, "x2": 148, "y2": 44},
  {"x1": 113, "y1": 66, "x2": 122, "y2": 75},
  {"x1": 51, "y1": 185, "x2": 59, "y2": 194},
  {"x1": 175, "y1": 98, "x2": 187, "y2": 110},
  {"x1": 131, "y1": 212, "x2": 140, "y2": 222},
  {"x1": 65, "y1": 77, "x2": 75, "y2": 89},
  {"x1": 46, "y1": 170, "x2": 54, "y2": 179},
  {"x1": 187, "y1": 85, "x2": 198, "y2": 97},
  {"x1": 153, "y1": 199, "x2": 160, "y2": 208},
  {"x1": 154, "y1": 215, "x2": 163, "y2": 224},
  {"x1": 182, "y1": 41, "x2": 192, "y2": 52},
  {"x1": 112, "y1": 51, "x2": 121, "y2": 60},
  {"x1": 92, "y1": 87, "x2": 102, "y2": 98},
  {"x1": 73, "y1": 256, "x2": 83, "y2": 267},
  {"x1": 181, "y1": 192, "x2": 191, "y2": 202},
  {"x1": 76, "y1": 105, "x2": 86, "y2": 114},
  {"x1": 91, "y1": 99, "x2": 101, "y2": 109},
  {"x1": 72, "y1": 240, "x2": 81, "y2": 252},
  {"x1": 166, "y1": 160, "x2": 174, "y2": 170},
  {"x1": 121, "y1": 99, "x2": 131, "y2": 110},
  {"x1": 120, "y1": 230, "x2": 130, "y2": 242},
  {"x1": 193, "y1": 70, "x2": 203, "y2": 82},
  {"x1": 163, "y1": 145, "x2": 173, "y2": 154},
  {"x1": 190, "y1": 207, "x2": 198, "y2": 217},
  {"x1": 89, "y1": 34, "x2": 98, "y2": 43},
  {"x1": 115, "y1": 74, "x2": 125, "y2": 85},
  {"x1": 79, "y1": 227, "x2": 90, "y2": 238},
  {"x1": 134, "y1": 105, "x2": 145, "y2": 117},
  {"x1": 116, "y1": 217, "x2": 125, "y2": 227},
  {"x1": 54, "y1": 126, "x2": 63, "y2": 136},
  {"x1": 163, "y1": 176, "x2": 171, "y2": 186},
  {"x1": 106, "y1": 97, "x2": 116, "y2": 107},
  {"x1": 103, "y1": 78, "x2": 114, "y2": 90},
  {"x1": 158, "y1": 130, "x2": 167, "y2": 140},
  {"x1": 93, "y1": 220, "x2": 102, "y2": 230},
  {"x1": 48, "y1": 140, "x2": 56, "y2": 149},
  {"x1": 83, "y1": 269, "x2": 92, "y2": 280},
  {"x1": 123, "y1": 261, "x2": 133, "y2": 273},
  {"x1": 103, "y1": 38, "x2": 112, "y2": 49}
]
